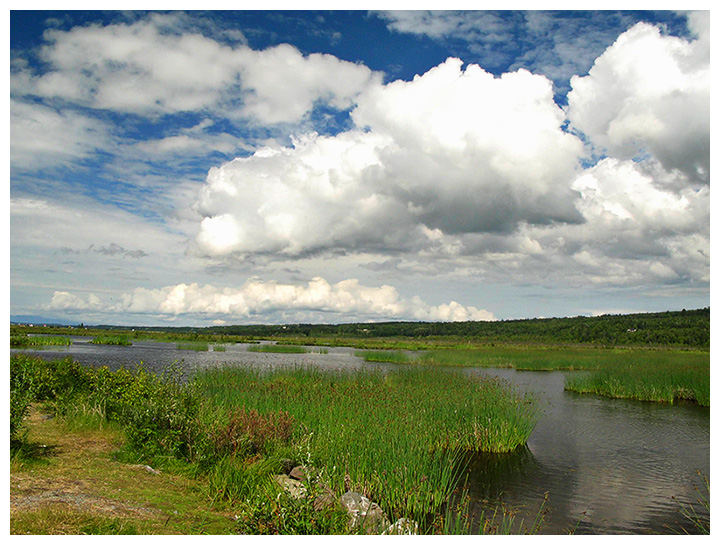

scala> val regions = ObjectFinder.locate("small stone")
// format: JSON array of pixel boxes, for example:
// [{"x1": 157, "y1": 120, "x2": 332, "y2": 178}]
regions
[
  {"x1": 289, "y1": 465, "x2": 307, "y2": 481},
  {"x1": 274, "y1": 474, "x2": 307, "y2": 499},
  {"x1": 340, "y1": 491, "x2": 390, "y2": 534},
  {"x1": 382, "y1": 517, "x2": 419, "y2": 535}
]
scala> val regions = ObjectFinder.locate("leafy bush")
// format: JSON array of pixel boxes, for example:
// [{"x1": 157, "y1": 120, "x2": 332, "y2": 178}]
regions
[{"x1": 212, "y1": 408, "x2": 294, "y2": 457}]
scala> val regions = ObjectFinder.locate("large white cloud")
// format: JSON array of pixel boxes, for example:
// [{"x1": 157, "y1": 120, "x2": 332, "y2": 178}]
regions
[
  {"x1": 46, "y1": 277, "x2": 495, "y2": 322},
  {"x1": 567, "y1": 19, "x2": 709, "y2": 184},
  {"x1": 13, "y1": 14, "x2": 378, "y2": 124},
  {"x1": 194, "y1": 58, "x2": 584, "y2": 257}
]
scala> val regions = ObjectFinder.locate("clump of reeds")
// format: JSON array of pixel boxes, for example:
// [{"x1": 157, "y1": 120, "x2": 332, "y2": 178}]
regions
[
  {"x1": 356, "y1": 350, "x2": 412, "y2": 364},
  {"x1": 194, "y1": 366, "x2": 538, "y2": 527},
  {"x1": 10, "y1": 335, "x2": 72, "y2": 348},
  {"x1": 565, "y1": 360, "x2": 709, "y2": 406},
  {"x1": 176, "y1": 341, "x2": 209, "y2": 351},
  {"x1": 246, "y1": 344, "x2": 307, "y2": 354},
  {"x1": 90, "y1": 335, "x2": 131, "y2": 346}
]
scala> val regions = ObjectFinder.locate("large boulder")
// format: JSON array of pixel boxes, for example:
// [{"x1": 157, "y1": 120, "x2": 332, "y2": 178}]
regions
[{"x1": 340, "y1": 491, "x2": 390, "y2": 534}]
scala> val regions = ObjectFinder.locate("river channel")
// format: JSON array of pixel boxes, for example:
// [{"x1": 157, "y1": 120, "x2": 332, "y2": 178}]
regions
[{"x1": 13, "y1": 337, "x2": 710, "y2": 534}]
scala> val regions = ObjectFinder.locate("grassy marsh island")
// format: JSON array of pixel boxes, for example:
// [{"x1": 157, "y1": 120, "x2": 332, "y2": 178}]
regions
[
  {"x1": 246, "y1": 344, "x2": 307, "y2": 354},
  {"x1": 90, "y1": 335, "x2": 132, "y2": 346},
  {"x1": 10, "y1": 335, "x2": 72, "y2": 348},
  {"x1": 356, "y1": 345, "x2": 709, "y2": 406}
]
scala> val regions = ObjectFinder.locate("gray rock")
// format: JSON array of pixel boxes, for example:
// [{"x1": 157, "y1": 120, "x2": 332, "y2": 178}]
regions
[
  {"x1": 340, "y1": 491, "x2": 390, "y2": 534},
  {"x1": 273, "y1": 474, "x2": 306, "y2": 499},
  {"x1": 382, "y1": 517, "x2": 419, "y2": 535}
]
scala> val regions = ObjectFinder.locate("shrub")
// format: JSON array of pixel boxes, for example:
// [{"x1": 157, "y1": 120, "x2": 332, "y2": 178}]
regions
[{"x1": 212, "y1": 408, "x2": 295, "y2": 457}]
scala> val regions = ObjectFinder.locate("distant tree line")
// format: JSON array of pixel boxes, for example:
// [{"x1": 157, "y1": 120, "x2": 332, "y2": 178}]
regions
[
  {"x1": 13, "y1": 308, "x2": 708, "y2": 349},
  {"x1": 172, "y1": 308, "x2": 710, "y2": 348}
]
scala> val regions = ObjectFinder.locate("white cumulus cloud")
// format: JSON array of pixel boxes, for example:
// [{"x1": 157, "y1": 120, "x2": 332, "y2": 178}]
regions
[
  {"x1": 47, "y1": 277, "x2": 495, "y2": 322},
  {"x1": 567, "y1": 20, "x2": 709, "y2": 184},
  {"x1": 194, "y1": 57, "x2": 585, "y2": 257}
]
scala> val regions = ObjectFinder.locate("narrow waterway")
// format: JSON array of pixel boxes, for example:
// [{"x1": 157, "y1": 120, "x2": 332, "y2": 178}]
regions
[{"x1": 13, "y1": 338, "x2": 710, "y2": 534}]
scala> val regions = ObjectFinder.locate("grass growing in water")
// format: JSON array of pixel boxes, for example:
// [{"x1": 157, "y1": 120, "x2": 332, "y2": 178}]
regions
[
  {"x1": 11, "y1": 335, "x2": 72, "y2": 348},
  {"x1": 361, "y1": 346, "x2": 709, "y2": 406},
  {"x1": 356, "y1": 350, "x2": 412, "y2": 364},
  {"x1": 90, "y1": 335, "x2": 131, "y2": 346},
  {"x1": 246, "y1": 344, "x2": 307, "y2": 354},
  {"x1": 211, "y1": 344, "x2": 227, "y2": 352},
  {"x1": 176, "y1": 342, "x2": 209, "y2": 351},
  {"x1": 194, "y1": 366, "x2": 538, "y2": 527},
  {"x1": 565, "y1": 360, "x2": 709, "y2": 406}
]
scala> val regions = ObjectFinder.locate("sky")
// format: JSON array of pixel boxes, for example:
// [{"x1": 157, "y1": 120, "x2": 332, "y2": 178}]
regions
[{"x1": 8, "y1": 8, "x2": 711, "y2": 327}]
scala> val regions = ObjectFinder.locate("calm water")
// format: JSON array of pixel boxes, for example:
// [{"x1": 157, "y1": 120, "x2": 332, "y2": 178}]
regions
[{"x1": 13, "y1": 338, "x2": 710, "y2": 534}]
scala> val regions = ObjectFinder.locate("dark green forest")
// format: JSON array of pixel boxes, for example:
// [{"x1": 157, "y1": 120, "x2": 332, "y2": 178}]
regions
[{"x1": 43, "y1": 307, "x2": 708, "y2": 348}]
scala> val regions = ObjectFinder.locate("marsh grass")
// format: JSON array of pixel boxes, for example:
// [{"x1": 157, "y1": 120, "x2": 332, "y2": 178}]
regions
[
  {"x1": 91, "y1": 335, "x2": 131, "y2": 346},
  {"x1": 11, "y1": 335, "x2": 72, "y2": 348},
  {"x1": 176, "y1": 342, "x2": 209, "y2": 352},
  {"x1": 565, "y1": 361, "x2": 709, "y2": 406},
  {"x1": 211, "y1": 344, "x2": 227, "y2": 352},
  {"x1": 356, "y1": 350, "x2": 412, "y2": 364},
  {"x1": 246, "y1": 344, "x2": 307, "y2": 354},
  {"x1": 361, "y1": 346, "x2": 709, "y2": 406},
  {"x1": 194, "y1": 366, "x2": 537, "y2": 527}
]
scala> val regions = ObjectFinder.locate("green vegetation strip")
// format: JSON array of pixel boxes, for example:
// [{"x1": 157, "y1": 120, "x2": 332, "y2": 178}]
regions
[
  {"x1": 357, "y1": 346, "x2": 709, "y2": 407},
  {"x1": 90, "y1": 335, "x2": 131, "y2": 346},
  {"x1": 10, "y1": 335, "x2": 72, "y2": 348},
  {"x1": 246, "y1": 344, "x2": 307, "y2": 354},
  {"x1": 11, "y1": 354, "x2": 537, "y2": 534},
  {"x1": 176, "y1": 342, "x2": 209, "y2": 351}
]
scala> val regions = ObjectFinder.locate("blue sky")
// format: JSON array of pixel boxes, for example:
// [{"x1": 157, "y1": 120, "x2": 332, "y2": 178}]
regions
[{"x1": 9, "y1": 9, "x2": 710, "y2": 326}]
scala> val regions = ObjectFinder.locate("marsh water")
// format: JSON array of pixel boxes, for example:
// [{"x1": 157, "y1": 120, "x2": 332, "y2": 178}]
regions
[{"x1": 14, "y1": 337, "x2": 710, "y2": 534}]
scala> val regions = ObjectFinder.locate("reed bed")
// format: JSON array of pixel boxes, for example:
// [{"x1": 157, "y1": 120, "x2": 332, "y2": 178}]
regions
[
  {"x1": 360, "y1": 346, "x2": 709, "y2": 406},
  {"x1": 211, "y1": 344, "x2": 227, "y2": 352},
  {"x1": 194, "y1": 366, "x2": 537, "y2": 526},
  {"x1": 10, "y1": 335, "x2": 72, "y2": 347},
  {"x1": 90, "y1": 335, "x2": 131, "y2": 346},
  {"x1": 565, "y1": 360, "x2": 709, "y2": 406},
  {"x1": 246, "y1": 344, "x2": 307, "y2": 354},
  {"x1": 356, "y1": 350, "x2": 412, "y2": 364},
  {"x1": 176, "y1": 341, "x2": 209, "y2": 351}
]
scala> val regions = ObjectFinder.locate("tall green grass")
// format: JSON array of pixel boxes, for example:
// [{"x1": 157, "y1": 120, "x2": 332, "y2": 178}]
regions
[
  {"x1": 246, "y1": 344, "x2": 307, "y2": 354},
  {"x1": 194, "y1": 366, "x2": 537, "y2": 526},
  {"x1": 91, "y1": 335, "x2": 131, "y2": 346},
  {"x1": 356, "y1": 350, "x2": 412, "y2": 364},
  {"x1": 176, "y1": 341, "x2": 209, "y2": 351},
  {"x1": 360, "y1": 346, "x2": 709, "y2": 406},
  {"x1": 10, "y1": 335, "x2": 72, "y2": 348},
  {"x1": 565, "y1": 361, "x2": 709, "y2": 406}
]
